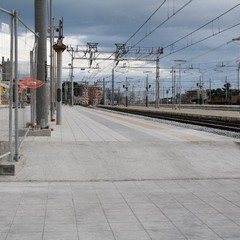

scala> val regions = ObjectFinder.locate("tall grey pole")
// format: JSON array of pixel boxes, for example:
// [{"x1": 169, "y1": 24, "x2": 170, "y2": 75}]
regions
[
  {"x1": 174, "y1": 59, "x2": 186, "y2": 109},
  {"x1": 112, "y1": 68, "x2": 114, "y2": 106},
  {"x1": 56, "y1": 49, "x2": 63, "y2": 124},
  {"x1": 209, "y1": 78, "x2": 212, "y2": 104},
  {"x1": 13, "y1": 11, "x2": 19, "y2": 161},
  {"x1": 35, "y1": 0, "x2": 48, "y2": 128},
  {"x1": 237, "y1": 62, "x2": 240, "y2": 101},
  {"x1": 146, "y1": 74, "x2": 149, "y2": 107},
  {"x1": 171, "y1": 67, "x2": 176, "y2": 109},
  {"x1": 8, "y1": 11, "x2": 14, "y2": 162},
  {"x1": 30, "y1": 51, "x2": 34, "y2": 126},
  {"x1": 179, "y1": 64, "x2": 182, "y2": 108},
  {"x1": 53, "y1": 20, "x2": 66, "y2": 125},
  {"x1": 54, "y1": 43, "x2": 66, "y2": 124},
  {"x1": 70, "y1": 60, "x2": 74, "y2": 106},
  {"x1": 103, "y1": 78, "x2": 106, "y2": 105},
  {"x1": 125, "y1": 77, "x2": 128, "y2": 107},
  {"x1": 155, "y1": 54, "x2": 160, "y2": 108},
  {"x1": 50, "y1": 0, "x2": 55, "y2": 121}
]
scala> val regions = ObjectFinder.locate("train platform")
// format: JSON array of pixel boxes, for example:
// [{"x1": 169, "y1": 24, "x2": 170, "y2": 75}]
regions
[
  {"x1": 99, "y1": 104, "x2": 240, "y2": 122},
  {"x1": 0, "y1": 105, "x2": 240, "y2": 240}
]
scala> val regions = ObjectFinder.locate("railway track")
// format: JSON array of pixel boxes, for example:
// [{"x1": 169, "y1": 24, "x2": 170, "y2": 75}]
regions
[{"x1": 98, "y1": 106, "x2": 240, "y2": 133}]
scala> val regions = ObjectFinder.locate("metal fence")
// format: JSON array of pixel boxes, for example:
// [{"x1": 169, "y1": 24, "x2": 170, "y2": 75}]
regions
[{"x1": 0, "y1": 8, "x2": 38, "y2": 162}]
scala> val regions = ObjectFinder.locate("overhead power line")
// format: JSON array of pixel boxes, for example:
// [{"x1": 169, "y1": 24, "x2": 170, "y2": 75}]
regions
[
  {"x1": 125, "y1": 0, "x2": 167, "y2": 46},
  {"x1": 127, "y1": 0, "x2": 192, "y2": 50},
  {"x1": 164, "y1": 3, "x2": 240, "y2": 50},
  {"x1": 163, "y1": 22, "x2": 240, "y2": 59},
  {"x1": 162, "y1": 3, "x2": 240, "y2": 58}
]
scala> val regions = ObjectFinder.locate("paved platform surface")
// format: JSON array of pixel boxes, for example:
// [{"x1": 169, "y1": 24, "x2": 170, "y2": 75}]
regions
[{"x1": 0, "y1": 106, "x2": 240, "y2": 240}]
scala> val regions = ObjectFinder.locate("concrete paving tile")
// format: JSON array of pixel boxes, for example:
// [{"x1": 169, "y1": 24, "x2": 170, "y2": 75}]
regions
[
  {"x1": 196, "y1": 213, "x2": 235, "y2": 227},
  {"x1": 173, "y1": 218, "x2": 206, "y2": 229},
  {"x1": 101, "y1": 202, "x2": 129, "y2": 210},
  {"x1": 0, "y1": 210, "x2": 17, "y2": 217},
  {"x1": 9, "y1": 223, "x2": 43, "y2": 233},
  {"x1": 76, "y1": 213, "x2": 107, "y2": 224},
  {"x1": 12, "y1": 216, "x2": 45, "y2": 224},
  {"x1": 47, "y1": 205, "x2": 74, "y2": 211},
  {"x1": 0, "y1": 233, "x2": 8, "y2": 240},
  {"x1": 164, "y1": 210, "x2": 196, "y2": 222},
  {"x1": 180, "y1": 226, "x2": 220, "y2": 239},
  {"x1": 187, "y1": 237, "x2": 222, "y2": 240},
  {"x1": 45, "y1": 215, "x2": 76, "y2": 224},
  {"x1": 6, "y1": 232, "x2": 42, "y2": 240},
  {"x1": 221, "y1": 209, "x2": 240, "y2": 222},
  {"x1": 141, "y1": 221, "x2": 174, "y2": 231},
  {"x1": 104, "y1": 209, "x2": 133, "y2": 216},
  {"x1": 75, "y1": 207, "x2": 103, "y2": 216},
  {"x1": 109, "y1": 222, "x2": 144, "y2": 232},
  {"x1": 0, "y1": 216, "x2": 13, "y2": 224},
  {"x1": 127, "y1": 202, "x2": 157, "y2": 211},
  {"x1": 20, "y1": 199, "x2": 47, "y2": 205},
  {"x1": 114, "y1": 230, "x2": 151, "y2": 240},
  {"x1": 181, "y1": 202, "x2": 218, "y2": 214},
  {"x1": 44, "y1": 223, "x2": 77, "y2": 232},
  {"x1": 0, "y1": 224, "x2": 11, "y2": 233},
  {"x1": 15, "y1": 209, "x2": 45, "y2": 217},
  {"x1": 147, "y1": 229, "x2": 185, "y2": 240},
  {"x1": 77, "y1": 222, "x2": 111, "y2": 232},
  {"x1": 0, "y1": 205, "x2": 18, "y2": 212},
  {"x1": 17, "y1": 204, "x2": 46, "y2": 211},
  {"x1": 78, "y1": 230, "x2": 115, "y2": 240},
  {"x1": 212, "y1": 225, "x2": 240, "y2": 239},
  {"x1": 105, "y1": 212, "x2": 137, "y2": 223},
  {"x1": 136, "y1": 213, "x2": 168, "y2": 222},
  {"x1": 46, "y1": 209, "x2": 75, "y2": 217},
  {"x1": 43, "y1": 231, "x2": 78, "y2": 240}
]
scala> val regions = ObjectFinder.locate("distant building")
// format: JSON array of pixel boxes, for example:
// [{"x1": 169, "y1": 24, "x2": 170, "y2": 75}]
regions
[
  {"x1": 2, "y1": 57, "x2": 11, "y2": 81},
  {"x1": 88, "y1": 86, "x2": 103, "y2": 105},
  {"x1": 183, "y1": 89, "x2": 207, "y2": 104}
]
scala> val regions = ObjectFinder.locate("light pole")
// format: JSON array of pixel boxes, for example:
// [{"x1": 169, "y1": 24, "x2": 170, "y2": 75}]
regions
[
  {"x1": 123, "y1": 77, "x2": 132, "y2": 107},
  {"x1": 68, "y1": 63, "x2": 74, "y2": 106},
  {"x1": 166, "y1": 89, "x2": 170, "y2": 104},
  {"x1": 112, "y1": 68, "x2": 115, "y2": 106},
  {"x1": 143, "y1": 71, "x2": 152, "y2": 107},
  {"x1": 170, "y1": 67, "x2": 176, "y2": 109},
  {"x1": 232, "y1": 37, "x2": 240, "y2": 108},
  {"x1": 237, "y1": 61, "x2": 240, "y2": 101},
  {"x1": 53, "y1": 19, "x2": 66, "y2": 125},
  {"x1": 174, "y1": 60, "x2": 186, "y2": 109}
]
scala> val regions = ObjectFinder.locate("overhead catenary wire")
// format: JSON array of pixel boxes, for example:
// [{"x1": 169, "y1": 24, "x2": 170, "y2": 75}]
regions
[
  {"x1": 161, "y1": 3, "x2": 240, "y2": 61},
  {"x1": 162, "y1": 22, "x2": 240, "y2": 59},
  {"x1": 127, "y1": 0, "x2": 192, "y2": 50},
  {"x1": 75, "y1": 1, "x2": 193, "y2": 83},
  {"x1": 125, "y1": 0, "x2": 167, "y2": 46},
  {"x1": 164, "y1": 3, "x2": 240, "y2": 50}
]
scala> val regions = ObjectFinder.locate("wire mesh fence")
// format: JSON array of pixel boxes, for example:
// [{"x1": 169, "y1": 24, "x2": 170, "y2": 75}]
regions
[{"x1": 0, "y1": 8, "x2": 38, "y2": 162}]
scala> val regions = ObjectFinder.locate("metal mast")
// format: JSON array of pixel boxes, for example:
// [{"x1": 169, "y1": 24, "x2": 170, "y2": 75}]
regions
[{"x1": 35, "y1": 0, "x2": 48, "y2": 128}]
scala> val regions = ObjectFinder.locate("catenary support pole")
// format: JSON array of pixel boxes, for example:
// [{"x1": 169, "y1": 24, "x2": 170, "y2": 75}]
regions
[
  {"x1": 35, "y1": 0, "x2": 48, "y2": 128},
  {"x1": 53, "y1": 19, "x2": 66, "y2": 125},
  {"x1": 8, "y1": 10, "x2": 14, "y2": 162},
  {"x1": 13, "y1": 11, "x2": 19, "y2": 161},
  {"x1": 103, "y1": 78, "x2": 106, "y2": 105},
  {"x1": 112, "y1": 68, "x2": 114, "y2": 106},
  {"x1": 50, "y1": 0, "x2": 55, "y2": 121},
  {"x1": 155, "y1": 52, "x2": 160, "y2": 108}
]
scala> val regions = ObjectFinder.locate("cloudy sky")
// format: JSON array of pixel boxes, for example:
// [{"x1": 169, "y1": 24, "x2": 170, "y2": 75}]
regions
[{"x1": 1, "y1": 0, "x2": 240, "y2": 92}]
